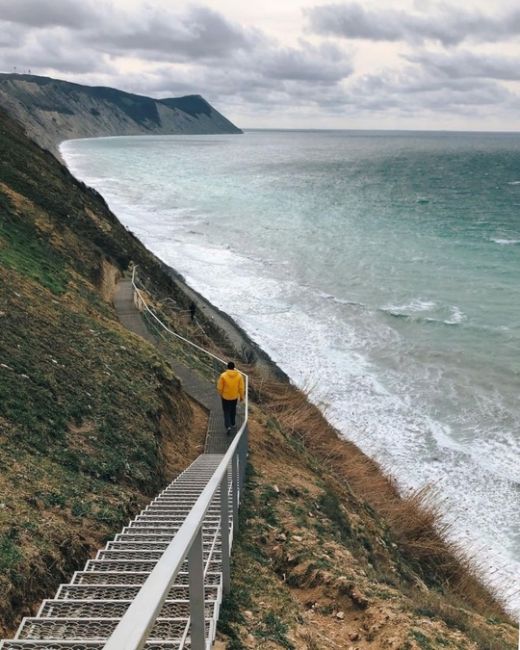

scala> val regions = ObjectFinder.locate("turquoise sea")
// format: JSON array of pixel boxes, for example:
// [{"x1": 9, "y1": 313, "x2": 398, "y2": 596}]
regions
[{"x1": 62, "y1": 130, "x2": 520, "y2": 612}]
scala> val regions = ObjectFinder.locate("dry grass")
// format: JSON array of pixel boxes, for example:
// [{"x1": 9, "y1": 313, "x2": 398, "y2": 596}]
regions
[{"x1": 249, "y1": 372, "x2": 511, "y2": 622}]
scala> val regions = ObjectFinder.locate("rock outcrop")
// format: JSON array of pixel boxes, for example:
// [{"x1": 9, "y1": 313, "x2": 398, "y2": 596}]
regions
[{"x1": 0, "y1": 73, "x2": 241, "y2": 156}]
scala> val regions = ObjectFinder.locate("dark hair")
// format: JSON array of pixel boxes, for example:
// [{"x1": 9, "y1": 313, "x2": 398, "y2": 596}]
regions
[{"x1": 227, "y1": 361, "x2": 235, "y2": 370}]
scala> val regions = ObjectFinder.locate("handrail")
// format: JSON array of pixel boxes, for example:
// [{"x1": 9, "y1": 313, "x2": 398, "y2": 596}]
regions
[
  {"x1": 101, "y1": 266, "x2": 249, "y2": 650},
  {"x1": 102, "y1": 416, "x2": 248, "y2": 650},
  {"x1": 131, "y1": 265, "x2": 228, "y2": 367}
]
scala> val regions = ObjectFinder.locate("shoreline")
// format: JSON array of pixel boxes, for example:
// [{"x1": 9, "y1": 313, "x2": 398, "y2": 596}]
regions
[
  {"x1": 1, "y1": 108, "x2": 515, "y2": 645},
  {"x1": 153, "y1": 252, "x2": 520, "y2": 618},
  {"x1": 160, "y1": 258, "x2": 516, "y2": 620},
  {"x1": 163, "y1": 263, "x2": 288, "y2": 381},
  {"x1": 58, "y1": 136, "x2": 518, "y2": 617}
]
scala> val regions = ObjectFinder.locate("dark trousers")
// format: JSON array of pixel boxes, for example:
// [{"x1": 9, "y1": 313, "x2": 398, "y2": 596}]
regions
[{"x1": 221, "y1": 398, "x2": 237, "y2": 429}]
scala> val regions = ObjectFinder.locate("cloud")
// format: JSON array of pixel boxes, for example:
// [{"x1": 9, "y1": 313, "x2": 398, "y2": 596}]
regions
[
  {"x1": 93, "y1": 5, "x2": 257, "y2": 61},
  {"x1": 0, "y1": 2, "x2": 354, "y2": 114},
  {"x1": 346, "y1": 66, "x2": 519, "y2": 117},
  {"x1": 257, "y1": 41, "x2": 352, "y2": 83},
  {"x1": 308, "y1": 3, "x2": 520, "y2": 46},
  {"x1": 0, "y1": 24, "x2": 25, "y2": 48},
  {"x1": 0, "y1": 0, "x2": 97, "y2": 29},
  {"x1": 0, "y1": 2, "x2": 258, "y2": 62},
  {"x1": 0, "y1": 29, "x2": 113, "y2": 74},
  {"x1": 405, "y1": 50, "x2": 520, "y2": 81},
  {"x1": 105, "y1": 46, "x2": 352, "y2": 112},
  {"x1": 0, "y1": 0, "x2": 519, "y2": 127}
]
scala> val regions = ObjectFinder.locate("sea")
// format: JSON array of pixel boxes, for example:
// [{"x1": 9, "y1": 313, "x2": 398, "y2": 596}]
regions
[{"x1": 61, "y1": 130, "x2": 520, "y2": 614}]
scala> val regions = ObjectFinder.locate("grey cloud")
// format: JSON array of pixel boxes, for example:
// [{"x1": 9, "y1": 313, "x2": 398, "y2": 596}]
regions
[
  {"x1": 0, "y1": 27, "x2": 113, "y2": 74},
  {"x1": 95, "y1": 56, "x2": 351, "y2": 115},
  {"x1": 2, "y1": 0, "x2": 519, "y2": 125},
  {"x1": 0, "y1": 2, "x2": 259, "y2": 62},
  {"x1": 0, "y1": 23, "x2": 25, "y2": 47},
  {"x1": 406, "y1": 50, "x2": 520, "y2": 81},
  {"x1": 257, "y1": 41, "x2": 352, "y2": 83},
  {"x1": 0, "y1": 0, "x2": 97, "y2": 29},
  {"x1": 0, "y1": 0, "x2": 354, "y2": 107},
  {"x1": 308, "y1": 3, "x2": 520, "y2": 45},
  {"x1": 347, "y1": 67, "x2": 518, "y2": 117},
  {"x1": 95, "y1": 6, "x2": 256, "y2": 61}
]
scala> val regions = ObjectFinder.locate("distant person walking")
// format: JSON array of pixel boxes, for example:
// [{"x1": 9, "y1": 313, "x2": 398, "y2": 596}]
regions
[
  {"x1": 189, "y1": 301, "x2": 196, "y2": 323},
  {"x1": 217, "y1": 361, "x2": 244, "y2": 435}
]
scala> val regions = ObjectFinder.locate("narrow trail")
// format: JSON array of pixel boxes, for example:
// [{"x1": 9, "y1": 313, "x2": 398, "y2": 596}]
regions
[{"x1": 113, "y1": 278, "x2": 242, "y2": 454}]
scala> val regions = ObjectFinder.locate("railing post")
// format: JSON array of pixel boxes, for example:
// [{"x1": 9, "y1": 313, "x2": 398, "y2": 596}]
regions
[
  {"x1": 220, "y1": 471, "x2": 230, "y2": 596},
  {"x1": 188, "y1": 529, "x2": 205, "y2": 650},
  {"x1": 238, "y1": 424, "x2": 248, "y2": 493},
  {"x1": 231, "y1": 454, "x2": 239, "y2": 537}
]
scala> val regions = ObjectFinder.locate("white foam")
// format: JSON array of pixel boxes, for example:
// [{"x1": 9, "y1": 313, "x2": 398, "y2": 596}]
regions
[
  {"x1": 383, "y1": 299, "x2": 437, "y2": 314},
  {"x1": 61, "y1": 139, "x2": 520, "y2": 616},
  {"x1": 491, "y1": 238, "x2": 520, "y2": 245}
]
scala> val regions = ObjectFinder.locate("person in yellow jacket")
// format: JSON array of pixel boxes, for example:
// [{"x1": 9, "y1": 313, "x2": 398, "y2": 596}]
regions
[{"x1": 217, "y1": 361, "x2": 244, "y2": 435}]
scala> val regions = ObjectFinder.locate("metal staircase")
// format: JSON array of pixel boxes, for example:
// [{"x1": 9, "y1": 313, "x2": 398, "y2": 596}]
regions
[
  {"x1": 1, "y1": 454, "x2": 240, "y2": 650},
  {"x1": 1, "y1": 270, "x2": 249, "y2": 650}
]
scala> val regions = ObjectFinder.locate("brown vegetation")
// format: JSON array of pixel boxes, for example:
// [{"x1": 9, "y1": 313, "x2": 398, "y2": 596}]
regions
[
  {"x1": 216, "y1": 386, "x2": 516, "y2": 648},
  {"x1": 251, "y1": 376, "x2": 502, "y2": 617}
]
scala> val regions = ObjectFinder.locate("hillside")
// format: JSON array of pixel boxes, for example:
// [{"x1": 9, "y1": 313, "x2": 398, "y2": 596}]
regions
[
  {"x1": 0, "y1": 107, "x2": 516, "y2": 648},
  {"x1": 0, "y1": 73, "x2": 241, "y2": 156},
  {"x1": 0, "y1": 106, "x2": 210, "y2": 633}
]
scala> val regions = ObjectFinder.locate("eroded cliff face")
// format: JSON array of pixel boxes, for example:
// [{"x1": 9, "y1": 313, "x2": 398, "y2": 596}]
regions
[{"x1": 0, "y1": 74, "x2": 241, "y2": 156}]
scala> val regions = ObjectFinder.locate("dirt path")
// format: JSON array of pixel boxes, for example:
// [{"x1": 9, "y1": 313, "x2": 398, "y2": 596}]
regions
[{"x1": 113, "y1": 279, "x2": 239, "y2": 453}]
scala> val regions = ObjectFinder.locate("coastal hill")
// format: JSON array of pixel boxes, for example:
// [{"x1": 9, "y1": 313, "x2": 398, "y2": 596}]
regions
[
  {"x1": 0, "y1": 73, "x2": 241, "y2": 156},
  {"x1": 0, "y1": 102, "x2": 516, "y2": 647}
]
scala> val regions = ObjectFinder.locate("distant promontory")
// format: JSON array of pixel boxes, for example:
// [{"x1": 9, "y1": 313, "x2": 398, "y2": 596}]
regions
[{"x1": 0, "y1": 73, "x2": 242, "y2": 156}]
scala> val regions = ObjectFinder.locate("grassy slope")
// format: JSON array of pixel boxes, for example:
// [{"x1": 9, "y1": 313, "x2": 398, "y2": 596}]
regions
[
  {"x1": 0, "y1": 107, "x2": 516, "y2": 648},
  {"x1": 217, "y1": 388, "x2": 517, "y2": 649},
  {"x1": 0, "y1": 109, "x2": 204, "y2": 634}
]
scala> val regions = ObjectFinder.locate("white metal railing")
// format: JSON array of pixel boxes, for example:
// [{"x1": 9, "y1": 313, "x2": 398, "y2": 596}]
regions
[
  {"x1": 101, "y1": 267, "x2": 249, "y2": 650},
  {"x1": 131, "y1": 265, "x2": 234, "y2": 371}
]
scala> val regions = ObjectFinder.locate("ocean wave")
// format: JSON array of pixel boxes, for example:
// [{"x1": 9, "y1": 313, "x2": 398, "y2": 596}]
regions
[
  {"x1": 506, "y1": 180, "x2": 520, "y2": 185},
  {"x1": 490, "y1": 238, "x2": 520, "y2": 245},
  {"x1": 430, "y1": 305, "x2": 466, "y2": 325},
  {"x1": 383, "y1": 299, "x2": 436, "y2": 314},
  {"x1": 60, "y1": 135, "x2": 520, "y2": 615},
  {"x1": 381, "y1": 300, "x2": 467, "y2": 326},
  {"x1": 316, "y1": 290, "x2": 366, "y2": 309}
]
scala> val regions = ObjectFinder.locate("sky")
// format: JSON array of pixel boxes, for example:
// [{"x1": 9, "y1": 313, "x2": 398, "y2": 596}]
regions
[{"x1": 1, "y1": 0, "x2": 520, "y2": 130}]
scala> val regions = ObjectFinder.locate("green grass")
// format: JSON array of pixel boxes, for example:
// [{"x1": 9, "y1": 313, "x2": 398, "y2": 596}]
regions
[
  {"x1": 410, "y1": 629, "x2": 435, "y2": 650},
  {"x1": 0, "y1": 532, "x2": 22, "y2": 572},
  {"x1": 258, "y1": 485, "x2": 280, "y2": 526},
  {"x1": 0, "y1": 211, "x2": 68, "y2": 294},
  {"x1": 318, "y1": 489, "x2": 352, "y2": 543},
  {"x1": 255, "y1": 611, "x2": 295, "y2": 649}
]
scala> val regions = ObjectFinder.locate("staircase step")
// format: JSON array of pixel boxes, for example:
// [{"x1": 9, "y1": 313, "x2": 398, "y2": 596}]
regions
[
  {"x1": 17, "y1": 617, "x2": 197, "y2": 641},
  {"x1": 72, "y1": 571, "x2": 222, "y2": 587},
  {"x1": 55, "y1": 584, "x2": 218, "y2": 602},
  {"x1": 39, "y1": 599, "x2": 215, "y2": 619},
  {"x1": 2, "y1": 642, "x2": 185, "y2": 650}
]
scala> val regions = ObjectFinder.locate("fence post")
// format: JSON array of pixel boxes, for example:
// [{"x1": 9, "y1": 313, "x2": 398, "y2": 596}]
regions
[
  {"x1": 231, "y1": 454, "x2": 239, "y2": 536},
  {"x1": 220, "y1": 471, "x2": 230, "y2": 596},
  {"x1": 188, "y1": 529, "x2": 205, "y2": 650},
  {"x1": 238, "y1": 425, "x2": 248, "y2": 493}
]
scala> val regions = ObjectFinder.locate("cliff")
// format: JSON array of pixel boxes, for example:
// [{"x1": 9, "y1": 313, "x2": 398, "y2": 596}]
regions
[
  {"x1": 0, "y1": 73, "x2": 242, "y2": 156},
  {"x1": 0, "y1": 106, "x2": 516, "y2": 648}
]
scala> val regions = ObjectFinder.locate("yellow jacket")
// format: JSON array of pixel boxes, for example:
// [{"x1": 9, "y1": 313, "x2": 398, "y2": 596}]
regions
[{"x1": 217, "y1": 369, "x2": 244, "y2": 401}]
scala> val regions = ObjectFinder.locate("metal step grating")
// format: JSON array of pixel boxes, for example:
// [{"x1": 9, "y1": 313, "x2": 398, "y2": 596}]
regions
[{"x1": 1, "y1": 455, "x2": 227, "y2": 650}]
